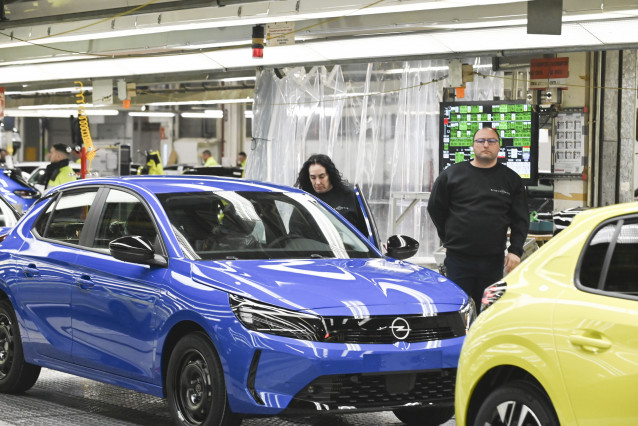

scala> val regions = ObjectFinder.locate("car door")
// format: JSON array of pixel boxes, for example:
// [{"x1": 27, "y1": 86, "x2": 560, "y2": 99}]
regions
[
  {"x1": 11, "y1": 188, "x2": 99, "y2": 362},
  {"x1": 353, "y1": 184, "x2": 382, "y2": 250},
  {"x1": 552, "y1": 215, "x2": 638, "y2": 425},
  {"x1": 70, "y1": 188, "x2": 168, "y2": 383}
]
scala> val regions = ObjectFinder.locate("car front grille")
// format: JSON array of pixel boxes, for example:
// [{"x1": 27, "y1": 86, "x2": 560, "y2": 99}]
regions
[
  {"x1": 322, "y1": 312, "x2": 465, "y2": 344},
  {"x1": 285, "y1": 369, "x2": 456, "y2": 413}
]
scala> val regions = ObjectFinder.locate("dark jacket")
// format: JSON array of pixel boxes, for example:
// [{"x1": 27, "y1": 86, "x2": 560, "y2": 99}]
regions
[
  {"x1": 315, "y1": 185, "x2": 368, "y2": 237},
  {"x1": 427, "y1": 161, "x2": 529, "y2": 257}
]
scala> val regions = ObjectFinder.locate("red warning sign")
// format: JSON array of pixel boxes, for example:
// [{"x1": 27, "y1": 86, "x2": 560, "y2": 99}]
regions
[{"x1": 530, "y1": 57, "x2": 569, "y2": 80}]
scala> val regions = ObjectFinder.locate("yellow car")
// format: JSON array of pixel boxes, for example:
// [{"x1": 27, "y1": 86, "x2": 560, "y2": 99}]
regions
[{"x1": 456, "y1": 202, "x2": 638, "y2": 426}]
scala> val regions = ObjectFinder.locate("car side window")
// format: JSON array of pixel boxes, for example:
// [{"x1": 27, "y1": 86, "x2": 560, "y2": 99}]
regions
[
  {"x1": 579, "y1": 217, "x2": 638, "y2": 296},
  {"x1": 93, "y1": 189, "x2": 157, "y2": 249},
  {"x1": 34, "y1": 189, "x2": 98, "y2": 245},
  {"x1": 0, "y1": 200, "x2": 18, "y2": 228}
]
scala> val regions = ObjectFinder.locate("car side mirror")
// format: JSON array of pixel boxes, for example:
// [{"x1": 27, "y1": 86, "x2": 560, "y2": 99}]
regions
[
  {"x1": 109, "y1": 235, "x2": 167, "y2": 267},
  {"x1": 386, "y1": 235, "x2": 419, "y2": 260}
]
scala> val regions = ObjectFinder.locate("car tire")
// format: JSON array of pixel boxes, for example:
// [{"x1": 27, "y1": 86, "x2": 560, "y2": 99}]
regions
[
  {"x1": 0, "y1": 299, "x2": 41, "y2": 393},
  {"x1": 473, "y1": 380, "x2": 558, "y2": 426},
  {"x1": 167, "y1": 331, "x2": 241, "y2": 426},
  {"x1": 393, "y1": 406, "x2": 454, "y2": 425}
]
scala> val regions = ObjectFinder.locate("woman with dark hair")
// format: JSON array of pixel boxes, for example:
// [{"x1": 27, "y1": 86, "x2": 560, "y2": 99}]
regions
[{"x1": 295, "y1": 154, "x2": 367, "y2": 236}]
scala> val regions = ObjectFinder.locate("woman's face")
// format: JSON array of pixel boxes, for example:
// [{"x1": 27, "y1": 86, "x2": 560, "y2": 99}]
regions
[{"x1": 308, "y1": 164, "x2": 333, "y2": 194}]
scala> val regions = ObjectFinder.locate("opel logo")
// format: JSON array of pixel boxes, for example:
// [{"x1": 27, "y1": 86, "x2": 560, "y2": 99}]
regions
[{"x1": 390, "y1": 317, "x2": 411, "y2": 340}]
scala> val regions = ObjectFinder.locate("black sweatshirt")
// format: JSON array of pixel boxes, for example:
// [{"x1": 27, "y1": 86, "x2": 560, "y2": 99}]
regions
[
  {"x1": 315, "y1": 185, "x2": 368, "y2": 237},
  {"x1": 427, "y1": 161, "x2": 529, "y2": 258}
]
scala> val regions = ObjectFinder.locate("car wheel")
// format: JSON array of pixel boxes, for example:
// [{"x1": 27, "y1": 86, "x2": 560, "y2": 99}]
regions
[
  {"x1": 0, "y1": 299, "x2": 41, "y2": 393},
  {"x1": 167, "y1": 332, "x2": 241, "y2": 426},
  {"x1": 393, "y1": 406, "x2": 454, "y2": 425},
  {"x1": 473, "y1": 380, "x2": 558, "y2": 426}
]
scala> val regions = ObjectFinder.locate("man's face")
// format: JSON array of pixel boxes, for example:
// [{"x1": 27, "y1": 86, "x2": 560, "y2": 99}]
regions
[
  {"x1": 49, "y1": 148, "x2": 63, "y2": 162},
  {"x1": 472, "y1": 128, "x2": 500, "y2": 163},
  {"x1": 309, "y1": 164, "x2": 333, "y2": 194}
]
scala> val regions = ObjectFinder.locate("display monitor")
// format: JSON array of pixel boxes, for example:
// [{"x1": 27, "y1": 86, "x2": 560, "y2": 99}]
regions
[{"x1": 439, "y1": 100, "x2": 538, "y2": 185}]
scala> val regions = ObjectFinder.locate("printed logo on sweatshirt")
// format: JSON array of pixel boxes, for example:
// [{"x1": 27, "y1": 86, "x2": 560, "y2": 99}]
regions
[
  {"x1": 490, "y1": 188, "x2": 510, "y2": 196},
  {"x1": 334, "y1": 206, "x2": 348, "y2": 212}
]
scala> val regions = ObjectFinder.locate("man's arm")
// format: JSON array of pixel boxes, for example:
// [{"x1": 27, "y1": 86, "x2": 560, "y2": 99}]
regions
[
  {"x1": 427, "y1": 173, "x2": 449, "y2": 242},
  {"x1": 507, "y1": 179, "x2": 530, "y2": 258}
]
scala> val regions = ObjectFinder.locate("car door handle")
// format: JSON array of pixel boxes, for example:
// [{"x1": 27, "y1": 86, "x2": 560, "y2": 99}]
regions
[
  {"x1": 568, "y1": 334, "x2": 612, "y2": 352},
  {"x1": 23, "y1": 264, "x2": 39, "y2": 278},
  {"x1": 75, "y1": 275, "x2": 94, "y2": 290}
]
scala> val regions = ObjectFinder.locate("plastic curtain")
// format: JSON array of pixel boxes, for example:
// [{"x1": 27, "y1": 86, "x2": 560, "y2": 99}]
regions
[{"x1": 247, "y1": 57, "x2": 503, "y2": 259}]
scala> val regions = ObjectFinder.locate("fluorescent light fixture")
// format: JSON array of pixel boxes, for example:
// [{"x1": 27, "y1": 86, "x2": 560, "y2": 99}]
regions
[
  {"x1": 19, "y1": 103, "x2": 97, "y2": 110},
  {"x1": 6, "y1": 86, "x2": 93, "y2": 96},
  {"x1": 219, "y1": 76, "x2": 257, "y2": 83},
  {"x1": 148, "y1": 98, "x2": 253, "y2": 106},
  {"x1": 181, "y1": 110, "x2": 224, "y2": 118},
  {"x1": 0, "y1": 55, "x2": 95, "y2": 67},
  {"x1": 431, "y1": 23, "x2": 603, "y2": 53},
  {"x1": 204, "y1": 109, "x2": 225, "y2": 117},
  {"x1": 5, "y1": 108, "x2": 119, "y2": 117},
  {"x1": 129, "y1": 112, "x2": 176, "y2": 117},
  {"x1": 0, "y1": 0, "x2": 522, "y2": 49},
  {"x1": 5, "y1": 15, "x2": 638, "y2": 86}
]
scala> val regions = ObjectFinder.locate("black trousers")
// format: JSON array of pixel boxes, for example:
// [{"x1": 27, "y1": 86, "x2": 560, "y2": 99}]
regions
[{"x1": 444, "y1": 252, "x2": 504, "y2": 310}]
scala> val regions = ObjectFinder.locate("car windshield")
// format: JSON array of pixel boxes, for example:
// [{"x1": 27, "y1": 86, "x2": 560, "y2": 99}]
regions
[{"x1": 158, "y1": 190, "x2": 378, "y2": 260}]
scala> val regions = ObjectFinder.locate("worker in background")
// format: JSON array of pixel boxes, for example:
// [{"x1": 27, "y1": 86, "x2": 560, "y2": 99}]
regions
[
  {"x1": 237, "y1": 151, "x2": 247, "y2": 177},
  {"x1": 295, "y1": 154, "x2": 367, "y2": 236},
  {"x1": 145, "y1": 150, "x2": 164, "y2": 175},
  {"x1": 0, "y1": 1, "x2": 8, "y2": 22},
  {"x1": 427, "y1": 127, "x2": 529, "y2": 309},
  {"x1": 202, "y1": 150, "x2": 219, "y2": 166},
  {"x1": 44, "y1": 143, "x2": 77, "y2": 189},
  {"x1": 237, "y1": 151, "x2": 247, "y2": 168}
]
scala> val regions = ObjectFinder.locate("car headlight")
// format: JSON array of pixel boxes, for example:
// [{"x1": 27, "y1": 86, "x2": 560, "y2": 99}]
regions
[
  {"x1": 480, "y1": 280, "x2": 507, "y2": 312},
  {"x1": 460, "y1": 298, "x2": 477, "y2": 333},
  {"x1": 229, "y1": 294, "x2": 326, "y2": 341}
]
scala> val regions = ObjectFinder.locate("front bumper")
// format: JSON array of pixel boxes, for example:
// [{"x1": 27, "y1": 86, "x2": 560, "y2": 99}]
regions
[{"x1": 221, "y1": 326, "x2": 463, "y2": 415}]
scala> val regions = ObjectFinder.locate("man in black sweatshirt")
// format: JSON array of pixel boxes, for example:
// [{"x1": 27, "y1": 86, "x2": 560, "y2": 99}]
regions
[{"x1": 427, "y1": 127, "x2": 529, "y2": 309}]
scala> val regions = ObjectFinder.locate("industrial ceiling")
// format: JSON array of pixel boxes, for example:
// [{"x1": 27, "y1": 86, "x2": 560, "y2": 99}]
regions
[{"x1": 2, "y1": 0, "x2": 638, "y2": 110}]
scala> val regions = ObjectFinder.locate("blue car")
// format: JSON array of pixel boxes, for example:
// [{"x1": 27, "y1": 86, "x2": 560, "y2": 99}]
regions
[
  {"x1": 0, "y1": 168, "x2": 40, "y2": 213},
  {"x1": 0, "y1": 176, "x2": 473, "y2": 426}
]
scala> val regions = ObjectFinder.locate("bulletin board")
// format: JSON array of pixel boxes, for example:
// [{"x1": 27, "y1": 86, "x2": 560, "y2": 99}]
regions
[{"x1": 554, "y1": 111, "x2": 585, "y2": 174}]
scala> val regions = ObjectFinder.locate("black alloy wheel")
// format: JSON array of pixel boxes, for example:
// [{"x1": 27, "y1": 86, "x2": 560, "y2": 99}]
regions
[
  {"x1": 473, "y1": 380, "x2": 559, "y2": 426},
  {"x1": 167, "y1": 331, "x2": 240, "y2": 426},
  {"x1": 0, "y1": 299, "x2": 41, "y2": 393}
]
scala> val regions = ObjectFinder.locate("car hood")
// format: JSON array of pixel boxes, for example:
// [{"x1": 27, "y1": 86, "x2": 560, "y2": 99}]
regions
[{"x1": 191, "y1": 258, "x2": 467, "y2": 316}]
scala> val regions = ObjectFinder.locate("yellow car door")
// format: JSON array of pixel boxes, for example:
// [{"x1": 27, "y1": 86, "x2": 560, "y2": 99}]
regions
[{"x1": 553, "y1": 216, "x2": 638, "y2": 426}]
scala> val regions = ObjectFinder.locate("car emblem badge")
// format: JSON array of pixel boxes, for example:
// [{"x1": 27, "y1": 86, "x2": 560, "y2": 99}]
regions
[{"x1": 390, "y1": 317, "x2": 411, "y2": 340}]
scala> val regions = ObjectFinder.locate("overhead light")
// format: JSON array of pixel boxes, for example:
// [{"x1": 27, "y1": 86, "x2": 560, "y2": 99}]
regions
[
  {"x1": 148, "y1": 98, "x2": 253, "y2": 106},
  {"x1": 129, "y1": 112, "x2": 176, "y2": 117},
  {"x1": 5, "y1": 108, "x2": 119, "y2": 117},
  {"x1": 5, "y1": 86, "x2": 93, "y2": 96},
  {"x1": 5, "y1": 17, "x2": 638, "y2": 86},
  {"x1": 219, "y1": 76, "x2": 257, "y2": 82},
  {"x1": 0, "y1": 55, "x2": 95, "y2": 66},
  {"x1": 0, "y1": 0, "x2": 525, "y2": 49},
  {"x1": 181, "y1": 110, "x2": 224, "y2": 118},
  {"x1": 19, "y1": 103, "x2": 95, "y2": 110}
]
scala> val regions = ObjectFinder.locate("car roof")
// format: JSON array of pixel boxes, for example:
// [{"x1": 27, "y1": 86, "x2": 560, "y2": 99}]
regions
[{"x1": 54, "y1": 175, "x2": 303, "y2": 195}]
